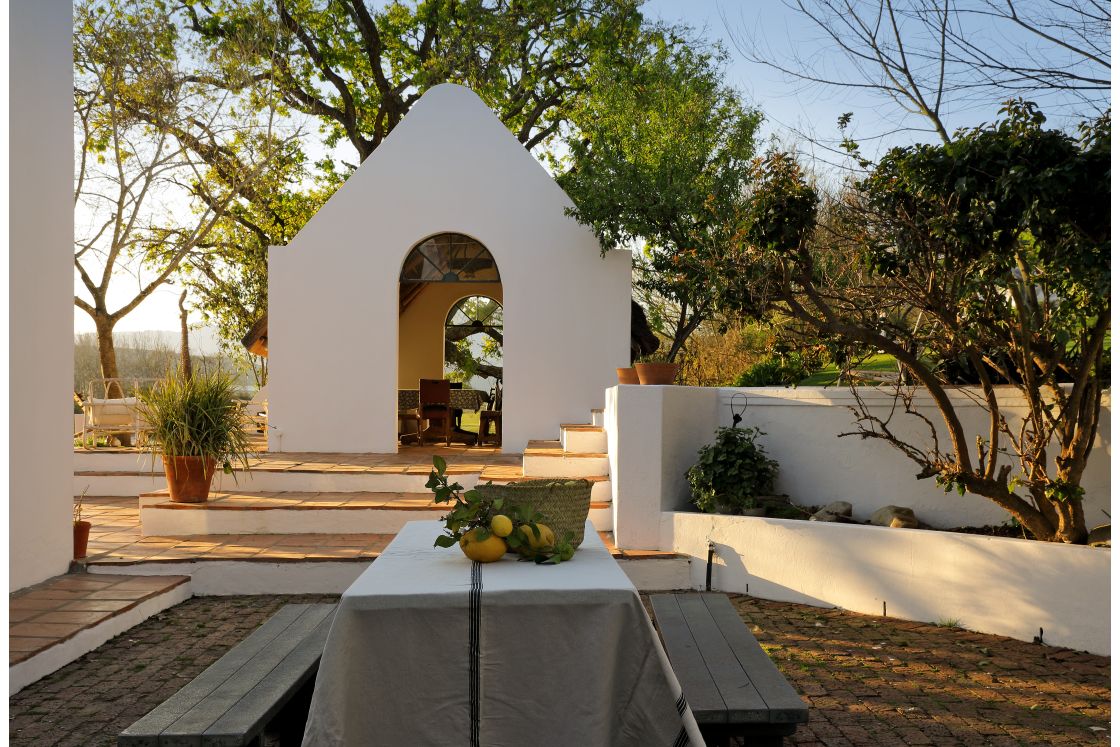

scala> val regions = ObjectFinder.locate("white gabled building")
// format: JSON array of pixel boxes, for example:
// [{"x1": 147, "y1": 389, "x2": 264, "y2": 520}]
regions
[{"x1": 267, "y1": 84, "x2": 631, "y2": 453}]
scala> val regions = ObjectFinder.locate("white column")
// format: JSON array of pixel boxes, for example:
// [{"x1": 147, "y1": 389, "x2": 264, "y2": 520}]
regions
[{"x1": 9, "y1": 0, "x2": 75, "y2": 589}]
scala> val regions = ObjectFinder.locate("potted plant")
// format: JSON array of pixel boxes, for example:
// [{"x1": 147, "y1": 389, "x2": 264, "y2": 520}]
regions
[
  {"x1": 635, "y1": 353, "x2": 680, "y2": 385},
  {"x1": 74, "y1": 487, "x2": 91, "y2": 559},
  {"x1": 137, "y1": 370, "x2": 255, "y2": 503},
  {"x1": 686, "y1": 426, "x2": 779, "y2": 516},
  {"x1": 616, "y1": 367, "x2": 640, "y2": 385}
]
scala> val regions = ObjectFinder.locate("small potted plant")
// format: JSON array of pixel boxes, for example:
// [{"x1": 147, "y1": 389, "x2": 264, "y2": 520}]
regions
[
  {"x1": 74, "y1": 487, "x2": 91, "y2": 559},
  {"x1": 616, "y1": 366, "x2": 640, "y2": 385},
  {"x1": 137, "y1": 369, "x2": 255, "y2": 503},
  {"x1": 634, "y1": 353, "x2": 680, "y2": 385},
  {"x1": 686, "y1": 426, "x2": 778, "y2": 515}
]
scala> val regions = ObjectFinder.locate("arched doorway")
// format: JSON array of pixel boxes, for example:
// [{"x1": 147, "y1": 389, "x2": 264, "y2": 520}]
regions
[{"x1": 398, "y1": 233, "x2": 501, "y2": 446}]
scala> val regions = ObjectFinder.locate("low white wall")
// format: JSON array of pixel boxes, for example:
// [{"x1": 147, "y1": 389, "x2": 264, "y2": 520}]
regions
[
  {"x1": 606, "y1": 385, "x2": 720, "y2": 548},
  {"x1": 667, "y1": 512, "x2": 1111, "y2": 655},
  {"x1": 609, "y1": 386, "x2": 1111, "y2": 543}
]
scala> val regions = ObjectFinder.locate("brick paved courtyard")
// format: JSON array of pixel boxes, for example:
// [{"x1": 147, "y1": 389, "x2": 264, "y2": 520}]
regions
[{"x1": 9, "y1": 594, "x2": 1110, "y2": 746}]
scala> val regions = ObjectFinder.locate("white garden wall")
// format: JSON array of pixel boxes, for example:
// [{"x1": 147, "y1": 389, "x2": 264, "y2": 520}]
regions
[
  {"x1": 606, "y1": 385, "x2": 1111, "y2": 549},
  {"x1": 269, "y1": 84, "x2": 630, "y2": 453},
  {"x1": 667, "y1": 512, "x2": 1111, "y2": 655},
  {"x1": 9, "y1": 1, "x2": 75, "y2": 590}
]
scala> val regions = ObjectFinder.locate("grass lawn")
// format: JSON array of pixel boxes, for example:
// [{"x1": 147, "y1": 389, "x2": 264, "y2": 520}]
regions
[
  {"x1": 460, "y1": 410, "x2": 480, "y2": 433},
  {"x1": 799, "y1": 353, "x2": 899, "y2": 386}
]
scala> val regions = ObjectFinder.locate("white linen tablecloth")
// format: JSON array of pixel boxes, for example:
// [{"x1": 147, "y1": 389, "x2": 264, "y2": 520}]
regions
[{"x1": 302, "y1": 521, "x2": 702, "y2": 747}]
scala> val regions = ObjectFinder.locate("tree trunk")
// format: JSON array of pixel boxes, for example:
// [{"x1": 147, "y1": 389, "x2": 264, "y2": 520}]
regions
[
  {"x1": 94, "y1": 315, "x2": 123, "y2": 398},
  {"x1": 179, "y1": 290, "x2": 192, "y2": 380}
]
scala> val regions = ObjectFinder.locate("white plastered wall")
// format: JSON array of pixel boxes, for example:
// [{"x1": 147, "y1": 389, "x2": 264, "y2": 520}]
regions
[
  {"x1": 608, "y1": 386, "x2": 1111, "y2": 549},
  {"x1": 9, "y1": 0, "x2": 75, "y2": 590},
  {"x1": 269, "y1": 84, "x2": 630, "y2": 453}
]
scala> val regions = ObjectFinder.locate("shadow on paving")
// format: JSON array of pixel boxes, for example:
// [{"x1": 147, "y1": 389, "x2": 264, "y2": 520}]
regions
[{"x1": 9, "y1": 593, "x2": 1110, "y2": 746}]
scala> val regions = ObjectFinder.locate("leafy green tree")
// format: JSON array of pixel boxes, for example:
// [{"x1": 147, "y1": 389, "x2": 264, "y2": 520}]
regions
[
  {"x1": 741, "y1": 101, "x2": 1109, "y2": 543},
  {"x1": 558, "y1": 35, "x2": 763, "y2": 360},
  {"x1": 73, "y1": 1, "x2": 302, "y2": 391},
  {"x1": 180, "y1": 0, "x2": 645, "y2": 161}
]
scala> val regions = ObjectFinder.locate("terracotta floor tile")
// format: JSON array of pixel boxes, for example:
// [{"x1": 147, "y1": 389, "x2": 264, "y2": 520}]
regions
[
  {"x1": 10, "y1": 622, "x2": 84, "y2": 638},
  {"x1": 60, "y1": 599, "x2": 134, "y2": 613},
  {"x1": 9, "y1": 637, "x2": 50, "y2": 652},
  {"x1": 32, "y1": 610, "x2": 112, "y2": 625}
]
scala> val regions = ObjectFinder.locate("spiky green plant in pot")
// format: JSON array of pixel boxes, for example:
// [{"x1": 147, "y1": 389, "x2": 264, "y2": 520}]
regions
[{"x1": 137, "y1": 369, "x2": 255, "y2": 503}]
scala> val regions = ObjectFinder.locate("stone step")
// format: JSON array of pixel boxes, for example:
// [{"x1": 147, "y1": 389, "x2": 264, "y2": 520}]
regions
[
  {"x1": 522, "y1": 440, "x2": 609, "y2": 478},
  {"x1": 138, "y1": 490, "x2": 614, "y2": 536},
  {"x1": 590, "y1": 408, "x2": 605, "y2": 427},
  {"x1": 560, "y1": 423, "x2": 608, "y2": 454},
  {"x1": 82, "y1": 532, "x2": 690, "y2": 593},
  {"x1": 78, "y1": 468, "x2": 476, "y2": 498}
]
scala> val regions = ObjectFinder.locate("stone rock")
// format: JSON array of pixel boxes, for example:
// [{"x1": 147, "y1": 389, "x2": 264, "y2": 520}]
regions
[
  {"x1": 1088, "y1": 524, "x2": 1110, "y2": 547},
  {"x1": 812, "y1": 501, "x2": 852, "y2": 520},
  {"x1": 872, "y1": 505, "x2": 918, "y2": 529}
]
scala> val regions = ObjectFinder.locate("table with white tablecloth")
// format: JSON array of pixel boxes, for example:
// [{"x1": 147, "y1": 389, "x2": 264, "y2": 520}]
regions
[{"x1": 302, "y1": 521, "x2": 702, "y2": 747}]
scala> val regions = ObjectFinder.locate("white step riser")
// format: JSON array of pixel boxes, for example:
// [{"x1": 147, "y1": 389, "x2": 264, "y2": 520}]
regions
[
  {"x1": 139, "y1": 507, "x2": 447, "y2": 536},
  {"x1": 75, "y1": 474, "x2": 164, "y2": 496},
  {"x1": 591, "y1": 409, "x2": 605, "y2": 427},
  {"x1": 589, "y1": 505, "x2": 612, "y2": 531},
  {"x1": 561, "y1": 429, "x2": 608, "y2": 454},
  {"x1": 591, "y1": 480, "x2": 611, "y2": 503},
  {"x1": 140, "y1": 504, "x2": 611, "y2": 536},
  {"x1": 75, "y1": 452, "x2": 160, "y2": 472},
  {"x1": 522, "y1": 455, "x2": 609, "y2": 478},
  {"x1": 78, "y1": 470, "x2": 472, "y2": 497}
]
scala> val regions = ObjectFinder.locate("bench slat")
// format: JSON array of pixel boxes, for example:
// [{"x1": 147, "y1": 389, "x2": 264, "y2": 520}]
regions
[
  {"x1": 650, "y1": 594, "x2": 728, "y2": 723},
  {"x1": 161, "y1": 604, "x2": 336, "y2": 743},
  {"x1": 119, "y1": 604, "x2": 316, "y2": 746},
  {"x1": 700, "y1": 594, "x2": 809, "y2": 723},
  {"x1": 674, "y1": 594, "x2": 771, "y2": 724},
  {"x1": 201, "y1": 610, "x2": 334, "y2": 746}
]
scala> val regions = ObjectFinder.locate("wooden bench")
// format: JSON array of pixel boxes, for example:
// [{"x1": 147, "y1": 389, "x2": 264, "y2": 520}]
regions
[
  {"x1": 119, "y1": 603, "x2": 336, "y2": 747},
  {"x1": 651, "y1": 593, "x2": 809, "y2": 746}
]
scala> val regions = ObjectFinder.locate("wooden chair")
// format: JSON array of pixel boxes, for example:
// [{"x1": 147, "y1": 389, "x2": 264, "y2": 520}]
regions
[
  {"x1": 477, "y1": 383, "x2": 502, "y2": 448},
  {"x1": 417, "y1": 378, "x2": 453, "y2": 446}
]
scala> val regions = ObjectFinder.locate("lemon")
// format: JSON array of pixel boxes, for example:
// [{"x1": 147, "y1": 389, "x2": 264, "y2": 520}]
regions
[
  {"x1": 517, "y1": 523, "x2": 555, "y2": 555},
  {"x1": 459, "y1": 528, "x2": 507, "y2": 563},
  {"x1": 490, "y1": 514, "x2": 513, "y2": 538}
]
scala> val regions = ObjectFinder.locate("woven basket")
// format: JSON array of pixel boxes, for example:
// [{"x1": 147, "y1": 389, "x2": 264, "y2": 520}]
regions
[{"x1": 474, "y1": 479, "x2": 593, "y2": 547}]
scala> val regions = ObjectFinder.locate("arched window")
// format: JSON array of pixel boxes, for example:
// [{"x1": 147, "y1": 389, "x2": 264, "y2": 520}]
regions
[
  {"x1": 445, "y1": 296, "x2": 503, "y2": 385},
  {"x1": 400, "y1": 233, "x2": 500, "y2": 283}
]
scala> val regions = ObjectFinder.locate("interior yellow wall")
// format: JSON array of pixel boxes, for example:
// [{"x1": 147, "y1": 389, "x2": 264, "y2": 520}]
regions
[{"x1": 398, "y1": 282, "x2": 503, "y2": 388}]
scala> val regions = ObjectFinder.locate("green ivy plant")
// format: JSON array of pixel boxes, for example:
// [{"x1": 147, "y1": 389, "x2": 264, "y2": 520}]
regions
[
  {"x1": 686, "y1": 426, "x2": 779, "y2": 514},
  {"x1": 426, "y1": 457, "x2": 575, "y2": 563}
]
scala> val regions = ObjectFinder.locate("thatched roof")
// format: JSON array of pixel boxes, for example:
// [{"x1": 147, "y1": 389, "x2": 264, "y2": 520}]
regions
[
  {"x1": 630, "y1": 300, "x2": 660, "y2": 363},
  {"x1": 241, "y1": 315, "x2": 268, "y2": 357}
]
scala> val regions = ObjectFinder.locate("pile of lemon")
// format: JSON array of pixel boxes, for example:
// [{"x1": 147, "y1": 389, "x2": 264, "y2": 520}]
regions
[{"x1": 458, "y1": 514, "x2": 556, "y2": 563}]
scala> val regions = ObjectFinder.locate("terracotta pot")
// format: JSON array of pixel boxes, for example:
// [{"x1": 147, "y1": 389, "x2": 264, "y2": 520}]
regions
[
  {"x1": 635, "y1": 362, "x2": 680, "y2": 385},
  {"x1": 162, "y1": 455, "x2": 217, "y2": 503},
  {"x1": 73, "y1": 521, "x2": 92, "y2": 559},
  {"x1": 616, "y1": 367, "x2": 640, "y2": 385}
]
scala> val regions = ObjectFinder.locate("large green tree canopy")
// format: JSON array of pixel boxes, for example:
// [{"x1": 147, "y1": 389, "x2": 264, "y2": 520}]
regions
[
  {"x1": 743, "y1": 101, "x2": 1110, "y2": 543},
  {"x1": 181, "y1": 0, "x2": 645, "y2": 162},
  {"x1": 558, "y1": 35, "x2": 763, "y2": 360}
]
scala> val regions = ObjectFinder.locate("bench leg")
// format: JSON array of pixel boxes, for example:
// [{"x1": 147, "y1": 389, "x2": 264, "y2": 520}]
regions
[{"x1": 700, "y1": 724, "x2": 797, "y2": 747}]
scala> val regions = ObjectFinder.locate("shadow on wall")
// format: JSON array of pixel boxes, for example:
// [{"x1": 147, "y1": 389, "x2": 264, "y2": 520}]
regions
[
  {"x1": 674, "y1": 514, "x2": 1110, "y2": 654},
  {"x1": 708, "y1": 540, "x2": 835, "y2": 609}
]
